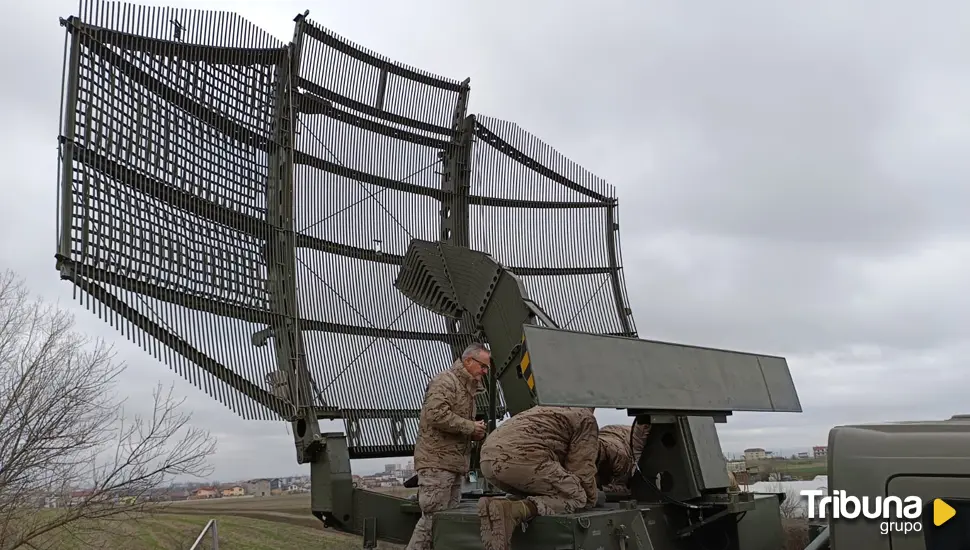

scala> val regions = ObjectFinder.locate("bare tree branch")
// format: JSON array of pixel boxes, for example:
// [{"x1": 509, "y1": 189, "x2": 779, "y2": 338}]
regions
[
  {"x1": 0, "y1": 271, "x2": 218, "y2": 550},
  {"x1": 762, "y1": 482, "x2": 804, "y2": 519}
]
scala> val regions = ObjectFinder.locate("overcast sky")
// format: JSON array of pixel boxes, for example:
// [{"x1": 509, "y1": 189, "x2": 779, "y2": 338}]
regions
[{"x1": 4, "y1": 0, "x2": 970, "y2": 481}]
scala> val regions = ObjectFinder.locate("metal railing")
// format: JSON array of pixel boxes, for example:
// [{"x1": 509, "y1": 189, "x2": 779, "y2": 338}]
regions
[
  {"x1": 804, "y1": 526, "x2": 830, "y2": 550},
  {"x1": 189, "y1": 519, "x2": 219, "y2": 550}
]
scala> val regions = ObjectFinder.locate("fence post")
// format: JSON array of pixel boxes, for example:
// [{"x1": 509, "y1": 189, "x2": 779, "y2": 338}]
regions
[{"x1": 189, "y1": 519, "x2": 218, "y2": 550}]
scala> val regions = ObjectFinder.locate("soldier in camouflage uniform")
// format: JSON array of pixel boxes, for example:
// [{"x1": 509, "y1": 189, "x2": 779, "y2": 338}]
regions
[
  {"x1": 477, "y1": 406, "x2": 599, "y2": 550},
  {"x1": 405, "y1": 343, "x2": 490, "y2": 550},
  {"x1": 597, "y1": 423, "x2": 741, "y2": 495},
  {"x1": 596, "y1": 422, "x2": 651, "y2": 494}
]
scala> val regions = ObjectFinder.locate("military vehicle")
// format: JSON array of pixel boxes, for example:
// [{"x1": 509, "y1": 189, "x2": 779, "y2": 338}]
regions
[
  {"x1": 57, "y1": 2, "x2": 944, "y2": 549},
  {"x1": 818, "y1": 418, "x2": 970, "y2": 550}
]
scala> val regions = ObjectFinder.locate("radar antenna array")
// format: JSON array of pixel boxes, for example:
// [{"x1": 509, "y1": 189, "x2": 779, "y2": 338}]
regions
[{"x1": 54, "y1": 0, "x2": 636, "y2": 464}]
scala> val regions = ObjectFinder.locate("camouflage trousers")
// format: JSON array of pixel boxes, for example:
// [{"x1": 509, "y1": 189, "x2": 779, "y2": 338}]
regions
[
  {"x1": 405, "y1": 468, "x2": 463, "y2": 550},
  {"x1": 480, "y1": 459, "x2": 585, "y2": 516}
]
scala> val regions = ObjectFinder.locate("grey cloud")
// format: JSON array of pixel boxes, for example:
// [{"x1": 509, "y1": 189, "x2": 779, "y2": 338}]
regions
[
  {"x1": 453, "y1": 1, "x2": 970, "y2": 255},
  {"x1": 623, "y1": 233, "x2": 970, "y2": 355},
  {"x1": 5, "y1": 0, "x2": 970, "y2": 479},
  {"x1": 714, "y1": 343, "x2": 970, "y2": 452}
]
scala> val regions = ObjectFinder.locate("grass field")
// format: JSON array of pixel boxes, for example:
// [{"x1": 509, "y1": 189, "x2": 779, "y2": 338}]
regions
[
  {"x1": 160, "y1": 492, "x2": 411, "y2": 549},
  {"x1": 25, "y1": 492, "x2": 412, "y2": 549},
  {"x1": 748, "y1": 458, "x2": 827, "y2": 480},
  {"x1": 775, "y1": 459, "x2": 827, "y2": 479},
  {"x1": 26, "y1": 485, "x2": 810, "y2": 548},
  {"x1": 29, "y1": 514, "x2": 370, "y2": 550}
]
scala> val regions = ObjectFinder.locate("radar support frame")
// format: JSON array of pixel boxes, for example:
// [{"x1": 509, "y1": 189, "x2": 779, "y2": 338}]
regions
[{"x1": 51, "y1": 2, "x2": 799, "y2": 548}]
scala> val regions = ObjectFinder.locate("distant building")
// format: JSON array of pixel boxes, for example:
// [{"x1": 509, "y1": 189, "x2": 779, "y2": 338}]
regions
[
  {"x1": 813, "y1": 446, "x2": 827, "y2": 459},
  {"x1": 726, "y1": 460, "x2": 747, "y2": 473},
  {"x1": 356, "y1": 471, "x2": 407, "y2": 489},
  {"x1": 797, "y1": 451, "x2": 810, "y2": 459},
  {"x1": 245, "y1": 480, "x2": 271, "y2": 497},
  {"x1": 191, "y1": 487, "x2": 218, "y2": 499},
  {"x1": 68, "y1": 490, "x2": 94, "y2": 507},
  {"x1": 167, "y1": 490, "x2": 191, "y2": 501},
  {"x1": 221, "y1": 486, "x2": 245, "y2": 497},
  {"x1": 743, "y1": 448, "x2": 767, "y2": 461}
]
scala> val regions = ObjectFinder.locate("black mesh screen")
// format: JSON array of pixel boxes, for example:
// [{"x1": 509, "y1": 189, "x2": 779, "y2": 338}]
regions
[{"x1": 56, "y1": 0, "x2": 638, "y2": 458}]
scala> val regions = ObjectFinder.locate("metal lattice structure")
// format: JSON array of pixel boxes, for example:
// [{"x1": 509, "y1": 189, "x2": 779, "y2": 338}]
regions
[{"x1": 55, "y1": 0, "x2": 637, "y2": 461}]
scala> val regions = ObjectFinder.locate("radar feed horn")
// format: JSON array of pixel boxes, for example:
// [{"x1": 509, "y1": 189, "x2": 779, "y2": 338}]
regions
[{"x1": 395, "y1": 239, "x2": 539, "y2": 416}]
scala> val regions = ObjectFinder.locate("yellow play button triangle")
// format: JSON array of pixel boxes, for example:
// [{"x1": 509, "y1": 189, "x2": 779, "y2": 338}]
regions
[{"x1": 934, "y1": 498, "x2": 956, "y2": 527}]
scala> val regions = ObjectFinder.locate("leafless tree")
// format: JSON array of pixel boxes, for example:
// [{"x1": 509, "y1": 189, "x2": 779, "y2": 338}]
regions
[
  {"x1": 0, "y1": 271, "x2": 217, "y2": 550},
  {"x1": 763, "y1": 482, "x2": 805, "y2": 519}
]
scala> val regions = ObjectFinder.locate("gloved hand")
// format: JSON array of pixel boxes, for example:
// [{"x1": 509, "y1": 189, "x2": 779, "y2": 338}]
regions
[{"x1": 595, "y1": 490, "x2": 607, "y2": 508}]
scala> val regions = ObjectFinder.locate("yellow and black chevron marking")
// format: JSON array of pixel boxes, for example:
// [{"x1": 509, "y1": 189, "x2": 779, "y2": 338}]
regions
[{"x1": 519, "y1": 349, "x2": 535, "y2": 392}]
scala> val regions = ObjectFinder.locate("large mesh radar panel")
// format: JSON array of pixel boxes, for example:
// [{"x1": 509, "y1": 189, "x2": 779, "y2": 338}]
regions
[{"x1": 54, "y1": 0, "x2": 637, "y2": 459}]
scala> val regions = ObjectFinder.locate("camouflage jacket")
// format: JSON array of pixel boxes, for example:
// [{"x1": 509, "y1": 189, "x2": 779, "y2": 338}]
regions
[
  {"x1": 413, "y1": 360, "x2": 479, "y2": 474},
  {"x1": 481, "y1": 406, "x2": 599, "y2": 508},
  {"x1": 596, "y1": 423, "x2": 650, "y2": 492}
]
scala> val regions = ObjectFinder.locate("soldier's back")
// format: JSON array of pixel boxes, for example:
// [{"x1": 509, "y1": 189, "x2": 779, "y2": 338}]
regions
[
  {"x1": 482, "y1": 406, "x2": 594, "y2": 465},
  {"x1": 599, "y1": 424, "x2": 633, "y2": 461},
  {"x1": 597, "y1": 424, "x2": 637, "y2": 489},
  {"x1": 600, "y1": 424, "x2": 631, "y2": 446}
]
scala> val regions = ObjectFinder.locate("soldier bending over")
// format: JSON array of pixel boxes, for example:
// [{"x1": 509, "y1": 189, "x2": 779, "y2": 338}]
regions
[
  {"x1": 596, "y1": 422, "x2": 650, "y2": 494},
  {"x1": 597, "y1": 422, "x2": 740, "y2": 494},
  {"x1": 477, "y1": 406, "x2": 600, "y2": 550},
  {"x1": 405, "y1": 343, "x2": 489, "y2": 550}
]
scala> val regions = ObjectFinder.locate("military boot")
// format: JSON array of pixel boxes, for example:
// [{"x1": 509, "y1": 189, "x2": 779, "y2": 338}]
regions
[
  {"x1": 477, "y1": 497, "x2": 494, "y2": 549},
  {"x1": 479, "y1": 497, "x2": 535, "y2": 550}
]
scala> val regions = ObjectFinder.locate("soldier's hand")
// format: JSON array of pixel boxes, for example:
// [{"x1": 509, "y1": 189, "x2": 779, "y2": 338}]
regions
[{"x1": 472, "y1": 420, "x2": 487, "y2": 440}]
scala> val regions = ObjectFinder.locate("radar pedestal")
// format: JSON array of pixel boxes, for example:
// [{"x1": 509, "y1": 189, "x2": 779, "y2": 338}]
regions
[{"x1": 393, "y1": 240, "x2": 803, "y2": 549}]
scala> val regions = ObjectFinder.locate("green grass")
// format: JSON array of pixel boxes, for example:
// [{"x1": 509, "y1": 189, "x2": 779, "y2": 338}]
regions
[
  {"x1": 753, "y1": 458, "x2": 827, "y2": 480},
  {"x1": 22, "y1": 514, "x2": 367, "y2": 550},
  {"x1": 781, "y1": 459, "x2": 826, "y2": 472},
  {"x1": 16, "y1": 492, "x2": 407, "y2": 549},
  {"x1": 789, "y1": 465, "x2": 827, "y2": 477}
]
